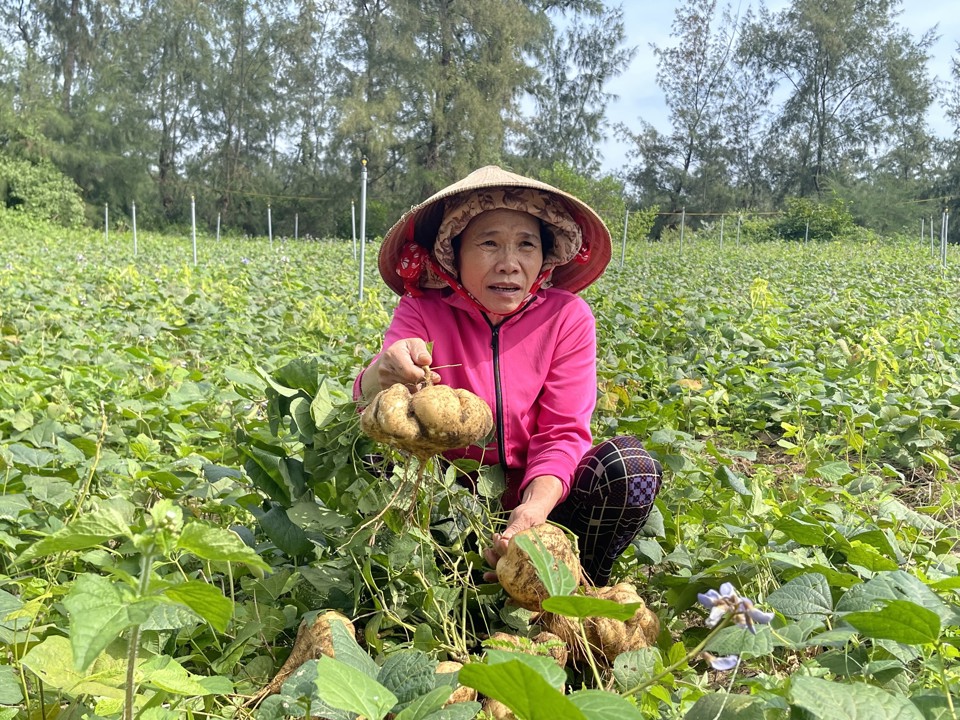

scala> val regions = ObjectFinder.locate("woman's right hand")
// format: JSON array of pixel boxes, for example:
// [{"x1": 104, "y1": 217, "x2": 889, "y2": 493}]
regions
[{"x1": 366, "y1": 338, "x2": 440, "y2": 397}]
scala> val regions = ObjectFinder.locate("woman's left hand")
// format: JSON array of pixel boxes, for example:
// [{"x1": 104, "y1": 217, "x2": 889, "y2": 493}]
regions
[{"x1": 482, "y1": 475, "x2": 564, "y2": 582}]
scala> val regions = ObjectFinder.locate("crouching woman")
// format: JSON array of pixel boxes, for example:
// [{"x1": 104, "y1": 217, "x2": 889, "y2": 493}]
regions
[{"x1": 354, "y1": 165, "x2": 662, "y2": 586}]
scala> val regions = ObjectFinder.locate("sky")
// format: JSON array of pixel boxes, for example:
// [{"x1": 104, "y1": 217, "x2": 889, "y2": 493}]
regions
[{"x1": 597, "y1": 1, "x2": 959, "y2": 173}]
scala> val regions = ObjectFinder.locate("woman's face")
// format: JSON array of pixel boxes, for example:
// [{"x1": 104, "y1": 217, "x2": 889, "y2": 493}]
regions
[{"x1": 456, "y1": 208, "x2": 543, "y2": 322}]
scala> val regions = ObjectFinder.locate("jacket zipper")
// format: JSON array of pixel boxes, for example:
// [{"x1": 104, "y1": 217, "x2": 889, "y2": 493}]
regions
[
  {"x1": 484, "y1": 296, "x2": 536, "y2": 482},
  {"x1": 488, "y1": 321, "x2": 507, "y2": 472}
]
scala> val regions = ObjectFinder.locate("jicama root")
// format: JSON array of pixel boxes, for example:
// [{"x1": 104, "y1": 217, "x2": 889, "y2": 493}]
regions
[
  {"x1": 495, "y1": 523, "x2": 581, "y2": 612},
  {"x1": 542, "y1": 583, "x2": 660, "y2": 664},
  {"x1": 245, "y1": 611, "x2": 355, "y2": 707},
  {"x1": 360, "y1": 367, "x2": 492, "y2": 460}
]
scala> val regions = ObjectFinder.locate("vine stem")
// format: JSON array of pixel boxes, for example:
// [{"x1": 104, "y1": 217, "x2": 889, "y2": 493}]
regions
[
  {"x1": 70, "y1": 401, "x2": 107, "y2": 524},
  {"x1": 576, "y1": 619, "x2": 605, "y2": 688},
  {"x1": 124, "y1": 550, "x2": 155, "y2": 720},
  {"x1": 934, "y1": 641, "x2": 958, "y2": 720},
  {"x1": 623, "y1": 615, "x2": 735, "y2": 697},
  {"x1": 345, "y1": 457, "x2": 428, "y2": 544}
]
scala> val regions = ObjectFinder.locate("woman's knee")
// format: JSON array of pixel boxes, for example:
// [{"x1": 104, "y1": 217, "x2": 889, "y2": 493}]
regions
[{"x1": 570, "y1": 435, "x2": 663, "y2": 508}]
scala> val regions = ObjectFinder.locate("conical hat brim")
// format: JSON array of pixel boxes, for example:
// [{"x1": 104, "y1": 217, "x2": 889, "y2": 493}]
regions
[{"x1": 378, "y1": 165, "x2": 612, "y2": 295}]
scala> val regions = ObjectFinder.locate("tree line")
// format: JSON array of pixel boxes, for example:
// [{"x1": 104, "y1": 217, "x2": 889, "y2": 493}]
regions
[{"x1": 1, "y1": 0, "x2": 957, "y2": 238}]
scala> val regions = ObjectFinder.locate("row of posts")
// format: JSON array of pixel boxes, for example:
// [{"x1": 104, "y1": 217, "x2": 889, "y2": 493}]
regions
[
  {"x1": 619, "y1": 206, "x2": 747, "y2": 267},
  {"x1": 618, "y1": 207, "x2": 953, "y2": 267},
  {"x1": 104, "y1": 185, "x2": 952, "y2": 288},
  {"x1": 920, "y1": 212, "x2": 952, "y2": 268},
  {"x1": 101, "y1": 166, "x2": 371, "y2": 300}
]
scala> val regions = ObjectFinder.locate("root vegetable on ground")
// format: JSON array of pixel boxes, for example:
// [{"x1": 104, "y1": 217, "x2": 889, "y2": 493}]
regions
[
  {"x1": 495, "y1": 523, "x2": 581, "y2": 612},
  {"x1": 435, "y1": 660, "x2": 478, "y2": 705},
  {"x1": 493, "y1": 523, "x2": 659, "y2": 665},
  {"x1": 245, "y1": 611, "x2": 356, "y2": 707},
  {"x1": 542, "y1": 583, "x2": 660, "y2": 664},
  {"x1": 483, "y1": 697, "x2": 517, "y2": 719}
]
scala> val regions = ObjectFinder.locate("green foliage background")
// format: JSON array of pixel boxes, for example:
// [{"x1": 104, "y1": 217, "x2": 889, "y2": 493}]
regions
[
  {"x1": 0, "y1": 215, "x2": 958, "y2": 718},
  {"x1": 0, "y1": 156, "x2": 85, "y2": 227}
]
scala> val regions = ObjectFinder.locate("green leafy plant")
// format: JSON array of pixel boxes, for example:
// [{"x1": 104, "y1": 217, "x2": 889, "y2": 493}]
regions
[
  {"x1": 16, "y1": 498, "x2": 268, "y2": 717},
  {"x1": 0, "y1": 155, "x2": 86, "y2": 227},
  {"x1": 775, "y1": 194, "x2": 857, "y2": 241},
  {"x1": 1, "y1": 215, "x2": 959, "y2": 718}
]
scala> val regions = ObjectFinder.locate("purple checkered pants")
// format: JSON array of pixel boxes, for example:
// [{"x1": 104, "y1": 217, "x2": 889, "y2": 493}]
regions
[{"x1": 548, "y1": 436, "x2": 662, "y2": 586}]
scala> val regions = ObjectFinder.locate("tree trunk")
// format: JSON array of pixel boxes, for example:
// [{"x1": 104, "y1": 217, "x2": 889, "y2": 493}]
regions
[{"x1": 61, "y1": 0, "x2": 80, "y2": 114}]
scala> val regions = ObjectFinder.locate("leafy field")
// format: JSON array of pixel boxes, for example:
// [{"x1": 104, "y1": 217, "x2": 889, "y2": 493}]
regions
[{"x1": 1, "y1": 215, "x2": 958, "y2": 719}]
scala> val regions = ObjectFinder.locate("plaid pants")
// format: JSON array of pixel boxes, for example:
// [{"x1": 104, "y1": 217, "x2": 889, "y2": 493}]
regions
[{"x1": 548, "y1": 436, "x2": 663, "y2": 586}]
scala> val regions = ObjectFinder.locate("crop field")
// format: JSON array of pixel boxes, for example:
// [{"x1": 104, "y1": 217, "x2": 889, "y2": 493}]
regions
[{"x1": 1, "y1": 215, "x2": 958, "y2": 719}]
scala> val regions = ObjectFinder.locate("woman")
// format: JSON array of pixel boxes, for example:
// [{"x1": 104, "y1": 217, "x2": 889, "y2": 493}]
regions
[{"x1": 354, "y1": 165, "x2": 662, "y2": 586}]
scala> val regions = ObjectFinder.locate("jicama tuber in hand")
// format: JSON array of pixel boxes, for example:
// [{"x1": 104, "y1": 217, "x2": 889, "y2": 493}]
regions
[
  {"x1": 360, "y1": 366, "x2": 492, "y2": 460},
  {"x1": 494, "y1": 523, "x2": 581, "y2": 612}
]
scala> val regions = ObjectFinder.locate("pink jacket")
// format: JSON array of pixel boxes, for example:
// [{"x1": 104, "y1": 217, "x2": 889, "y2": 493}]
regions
[{"x1": 355, "y1": 288, "x2": 597, "y2": 508}]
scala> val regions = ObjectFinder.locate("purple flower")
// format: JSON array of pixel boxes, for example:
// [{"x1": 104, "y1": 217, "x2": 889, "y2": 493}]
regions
[
  {"x1": 696, "y1": 583, "x2": 773, "y2": 672},
  {"x1": 697, "y1": 582, "x2": 774, "y2": 634},
  {"x1": 704, "y1": 653, "x2": 740, "y2": 671}
]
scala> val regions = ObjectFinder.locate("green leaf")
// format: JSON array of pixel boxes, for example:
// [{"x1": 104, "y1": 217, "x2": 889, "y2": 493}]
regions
[
  {"x1": 140, "y1": 655, "x2": 233, "y2": 696},
  {"x1": 17, "y1": 508, "x2": 131, "y2": 563},
  {"x1": 248, "y1": 502, "x2": 313, "y2": 558},
  {"x1": 767, "y1": 573, "x2": 832, "y2": 618},
  {"x1": 848, "y1": 529, "x2": 898, "y2": 560},
  {"x1": 612, "y1": 648, "x2": 660, "y2": 691},
  {"x1": 289, "y1": 396, "x2": 315, "y2": 442},
  {"x1": 63, "y1": 574, "x2": 157, "y2": 671},
  {"x1": 844, "y1": 600, "x2": 941, "y2": 645},
  {"x1": 313, "y1": 654, "x2": 398, "y2": 720},
  {"x1": 272, "y1": 659, "x2": 350, "y2": 720},
  {"x1": 20, "y1": 635, "x2": 126, "y2": 699},
  {"x1": 310, "y1": 381, "x2": 338, "y2": 427},
  {"x1": 392, "y1": 685, "x2": 454, "y2": 720},
  {"x1": 789, "y1": 676, "x2": 924, "y2": 719},
  {"x1": 843, "y1": 540, "x2": 898, "y2": 572},
  {"x1": 772, "y1": 616, "x2": 826, "y2": 649},
  {"x1": 270, "y1": 357, "x2": 320, "y2": 397},
  {"x1": 774, "y1": 515, "x2": 827, "y2": 546},
  {"x1": 909, "y1": 691, "x2": 956, "y2": 720},
  {"x1": 140, "y1": 603, "x2": 203, "y2": 632},
  {"x1": 568, "y1": 689, "x2": 644, "y2": 720},
  {"x1": 0, "y1": 588, "x2": 35, "y2": 644},
  {"x1": 513, "y1": 528, "x2": 577, "y2": 598},
  {"x1": 836, "y1": 571, "x2": 954, "y2": 624},
  {"x1": 377, "y1": 650, "x2": 436, "y2": 710},
  {"x1": 162, "y1": 580, "x2": 233, "y2": 633},
  {"x1": 177, "y1": 522, "x2": 271, "y2": 572},
  {"x1": 541, "y1": 594, "x2": 645, "y2": 621},
  {"x1": 484, "y1": 649, "x2": 567, "y2": 692},
  {"x1": 428, "y1": 704, "x2": 484, "y2": 720},
  {"x1": 459, "y1": 660, "x2": 587, "y2": 720},
  {"x1": 330, "y1": 616, "x2": 379, "y2": 679},
  {"x1": 224, "y1": 366, "x2": 266, "y2": 394},
  {"x1": 0, "y1": 494, "x2": 29, "y2": 522},
  {"x1": 929, "y1": 577, "x2": 960, "y2": 591},
  {"x1": 705, "y1": 625, "x2": 774, "y2": 659},
  {"x1": 877, "y1": 498, "x2": 946, "y2": 532},
  {"x1": 0, "y1": 663, "x2": 23, "y2": 705},
  {"x1": 715, "y1": 465, "x2": 751, "y2": 496},
  {"x1": 476, "y1": 464, "x2": 506, "y2": 499},
  {"x1": 684, "y1": 693, "x2": 768, "y2": 719},
  {"x1": 7, "y1": 444, "x2": 55, "y2": 468},
  {"x1": 815, "y1": 461, "x2": 853, "y2": 483}
]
